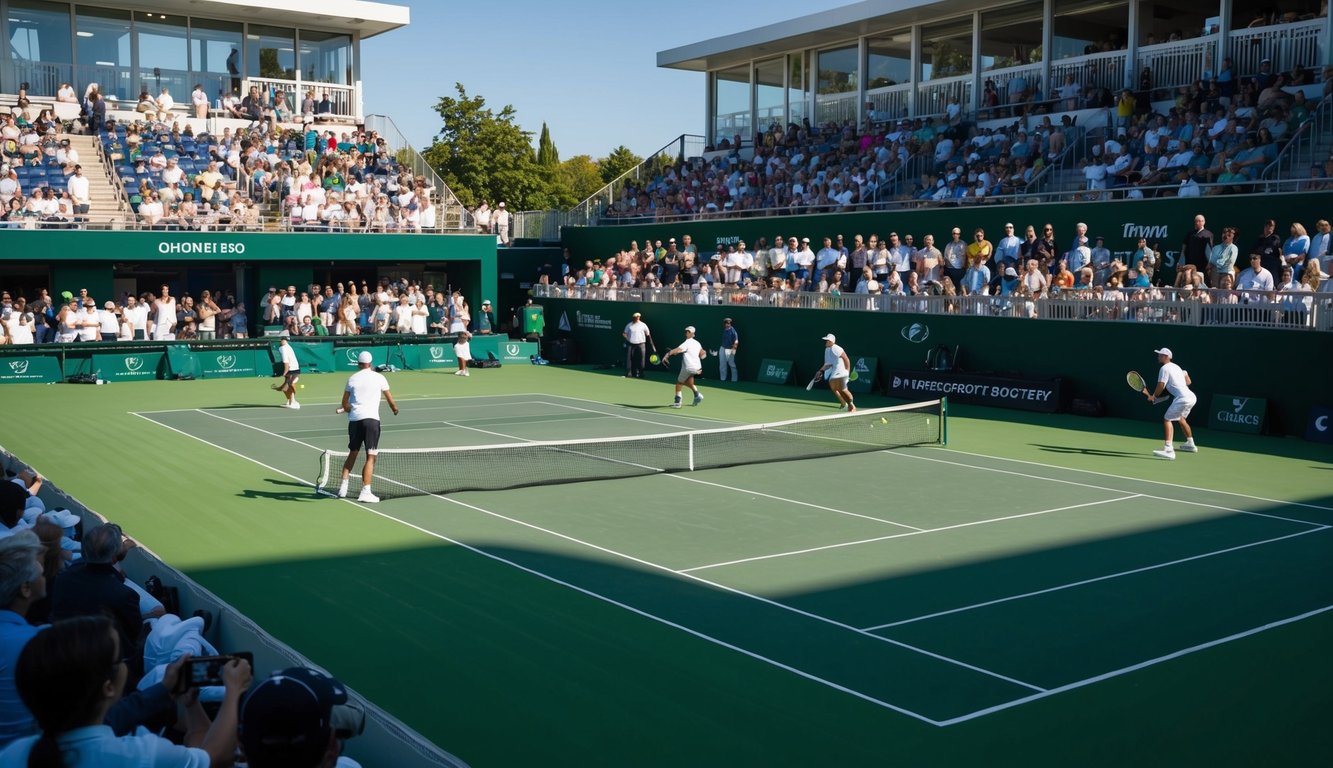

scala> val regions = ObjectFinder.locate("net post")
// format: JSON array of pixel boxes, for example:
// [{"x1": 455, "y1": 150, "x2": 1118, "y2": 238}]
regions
[
  {"x1": 315, "y1": 450, "x2": 331, "y2": 496},
  {"x1": 940, "y1": 396, "x2": 949, "y2": 446}
]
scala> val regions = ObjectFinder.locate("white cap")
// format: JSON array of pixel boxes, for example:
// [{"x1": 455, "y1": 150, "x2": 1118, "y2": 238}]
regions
[
  {"x1": 357, "y1": 351, "x2": 373, "y2": 364},
  {"x1": 1153, "y1": 347, "x2": 1172, "y2": 358},
  {"x1": 821, "y1": 333, "x2": 836, "y2": 342},
  {"x1": 684, "y1": 325, "x2": 696, "y2": 333}
]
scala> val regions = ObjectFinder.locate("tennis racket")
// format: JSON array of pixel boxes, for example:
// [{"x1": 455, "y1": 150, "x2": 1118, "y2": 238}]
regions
[
  {"x1": 1126, "y1": 370, "x2": 1166, "y2": 404},
  {"x1": 806, "y1": 371, "x2": 823, "y2": 390},
  {"x1": 270, "y1": 380, "x2": 285, "y2": 391}
]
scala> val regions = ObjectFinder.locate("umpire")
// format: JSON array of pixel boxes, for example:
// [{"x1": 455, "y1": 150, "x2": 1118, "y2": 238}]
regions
[{"x1": 622, "y1": 311, "x2": 655, "y2": 378}]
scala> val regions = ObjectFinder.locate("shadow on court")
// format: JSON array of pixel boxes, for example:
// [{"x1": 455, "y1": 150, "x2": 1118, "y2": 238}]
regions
[
  {"x1": 1029, "y1": 444, "x2": 1152, "y2": 459},
  {"x1": 236, "y1": 478, "x2": 322, "y2": 502}
]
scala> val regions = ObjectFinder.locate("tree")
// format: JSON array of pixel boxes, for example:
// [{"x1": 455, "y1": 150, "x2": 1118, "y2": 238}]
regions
[
  {"x1": 536, "y1": 122, "x2": 559, "y2": 167},
  {"x1": 422, "y1": 83, "x2": 549, "y2": 210},
  {"x1": 557, "y1": 155, "x2": 604, "y2": 205},
  {"x1": 598, "y1": 145, "x2": 643, "y2": 184}
]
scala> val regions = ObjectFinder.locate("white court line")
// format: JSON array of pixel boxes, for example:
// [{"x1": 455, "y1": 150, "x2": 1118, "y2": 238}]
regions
[
  {"x1": 927, "y1": 446, "x2": 1333, "y2": 513},
  {"x1": 149, "y1": 409, "x2": 1045, "y2": 695},
  {"x1": 934, "y1": 603, "x2": 1333, "y2": 726},
  {"x1": 680, "y1": 495, "x2": 1140, "y2": 573},
  {"x1": 669, "y1": 475, "x2": 925, "y2": 532},
  {"x1": 133, "y1": 393, "x2": 576, "y2": 416},
  {"x1": 195, "y1": 410, "x2": 326, "y2": 450},
  {"x1": 864, "y1": 525, "x2": 1331, "y2": 630},
  {"x1": 129, "y1": 412, "x2": 952, "y2": 726},
  {"x1": 440, "y1": 419, "x2": 541, "y2": 442},
  {"x1": 540, "y1": 392, "x2": 741, "y2": 425},
  {"x1": 535, "y1": 399, "x2": 730, "y2": 432},
  {"x1": 893, "y1": 451, "x2": 1327, "y2": 528}
]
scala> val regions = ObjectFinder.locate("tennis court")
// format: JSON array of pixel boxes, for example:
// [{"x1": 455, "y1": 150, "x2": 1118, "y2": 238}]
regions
[
  {"x1": 4, "y1": 368, "x2": 1330, "y2": 765},
  {"x1": 129, "y1": 386, "x2": 1333, "y2": 736}
]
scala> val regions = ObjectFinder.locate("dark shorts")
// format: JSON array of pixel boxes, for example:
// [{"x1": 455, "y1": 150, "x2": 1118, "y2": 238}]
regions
[
  {"x1": 284, "y1": 370, "x2": 301, "y2": 386},
  {"x1": 348, "y1": 418, "x2": 382, "y2": 454}
]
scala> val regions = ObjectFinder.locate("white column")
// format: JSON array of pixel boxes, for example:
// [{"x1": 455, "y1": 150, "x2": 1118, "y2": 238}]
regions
[
  {"x1": 1040, "y1": 0, "x2": 1054, "y2": 105},
  {"x1": 1217, "y1": 0, "x2": 1233, "y2": 76},
  {"x1": 1126, "y1": 0, "x2": 1139, "y2": 90},
  {"x1": 910, "y1": 25, "x2": 922, "y2": 116},
  {"x1": 971, "y1": 11, "x2": 982, "y2": 117},
  {"x1": 858, "y1": 36, "x2": 869, "y2": 127}
]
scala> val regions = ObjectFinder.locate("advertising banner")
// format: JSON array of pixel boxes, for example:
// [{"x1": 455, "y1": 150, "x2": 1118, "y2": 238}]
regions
[
  {"x1": 885, "y1": 369, "x2": 1062, "y2": 412},
  {"x1": 1208, "y1": 394, "x2": 1267, "y2": 434},
  {"x1": 407, "y1": 343, "x2": 459, "y2": 369},
  {"x1": 0, "y1": 355, "x2": 63, "y2": 384},
  {"x1": 849, "y1": 356, "x2": 878, "y2": 394},
  {"x1": 195, "y1": 349, "x2": 268, "y2": 379},
  {"x1": 1305, "y1": 405, "x2": 1333, "y2": 444},
  {"x1": 91, "y1": 351, "x2": 166, "y2": 382},
  {"x1": 757, "y1": 359, "x2": 793, "y2": 385}
]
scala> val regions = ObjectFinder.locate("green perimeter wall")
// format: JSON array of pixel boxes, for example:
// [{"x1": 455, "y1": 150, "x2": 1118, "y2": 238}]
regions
[
  {"x1": 560, "y1": 192, "x2": 1329, "y2": 283},
  {"x1": 540, "y1": 297, "x2": 1333, "y2": 437},
  {"x1": 1, "y1": 231, "x2": 498, "y2": 311}
]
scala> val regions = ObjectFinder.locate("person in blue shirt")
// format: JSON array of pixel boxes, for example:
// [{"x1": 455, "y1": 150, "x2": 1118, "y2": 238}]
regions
[
  {"x1": 0, "y1": 522, "x2": 44, "y2": 747},
  {"x1": 718, "y1": 318, "x2": 739, "y2": 382}
]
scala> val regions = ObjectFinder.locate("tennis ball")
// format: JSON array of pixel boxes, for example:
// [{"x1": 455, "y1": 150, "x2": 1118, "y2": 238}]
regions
[
  {"x1": 880, "y1": 417, "x2": 888, "y2": 424},
  {"x1": 299, "y1": 384, "x2": 305, "y2": 389}
]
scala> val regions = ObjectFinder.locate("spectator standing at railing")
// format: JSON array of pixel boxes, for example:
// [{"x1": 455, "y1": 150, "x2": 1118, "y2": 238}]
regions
[
  {"x1": 942, "y1": 228, "x2": 967, "y2": 286},
  {"x1": 1282, "y1": 223, "x2": 1310, "y2": 281},
  {"x1": 1181, "y1": 214, "x2": 1213, "y2": 273},
  {"x1": 994, "y1": 224, "x2": 1021, "y2": 270},
  {"x1": 1207, "y1": 227, "x2": 1239, "y2": 287},
  {"x1": 493, "y1": 202, "x2": 511, "y2": 246},
  {"x1": 1309, "y1": 220, "x2": 1332, "y2": 274},
  {"x1": 1250, "y1": 218, "x2": 1282, "y2": 277},
  {"x1": 1236, "y1": 253, "x2": 1275, "y2": 299}
]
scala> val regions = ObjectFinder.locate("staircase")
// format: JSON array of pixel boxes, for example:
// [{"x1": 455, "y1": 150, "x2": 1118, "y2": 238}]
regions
[{"x1": 65, "y1": 132, "x2": 124, "y2": 223}]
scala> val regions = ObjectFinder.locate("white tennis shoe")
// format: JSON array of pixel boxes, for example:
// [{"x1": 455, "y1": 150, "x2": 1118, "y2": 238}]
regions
[
  {"x1": 1177, "y1": 441, "x2": 1198, "y2": 453},
  {"x1": 357, "y1": 489, "x2": 380, "y2": 503},
  {"x1": 1152, "y1": 448, "x2": 1175, "y2": 460}
]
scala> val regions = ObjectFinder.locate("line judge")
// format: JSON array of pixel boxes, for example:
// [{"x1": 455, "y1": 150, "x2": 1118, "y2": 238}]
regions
[{"x1": 336, "y1": 351, "x2": 399, "y2": 503}]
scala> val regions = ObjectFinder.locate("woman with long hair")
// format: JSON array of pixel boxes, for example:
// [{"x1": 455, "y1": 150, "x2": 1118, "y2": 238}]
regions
[{"x1": 2, "y1": 615, "x2": 250, "y2": 766}]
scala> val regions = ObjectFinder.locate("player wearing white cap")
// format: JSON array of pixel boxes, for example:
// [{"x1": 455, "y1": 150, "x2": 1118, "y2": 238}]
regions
[
  {"x1": 1146, "y1": 347, "x2": 1197, "y2": 460},
  {"x1": 815, "y1": 333, "x2": 855, "y2": 412},
  {"x1": 336, "y1": 350, "x2": 399, "y2": 502},
  {"x1": 276, "y1": 336, "x2": 301, "y2": 409},
  {"x1": 662, "y1": 325, "x2": 706, "y2": 408}
]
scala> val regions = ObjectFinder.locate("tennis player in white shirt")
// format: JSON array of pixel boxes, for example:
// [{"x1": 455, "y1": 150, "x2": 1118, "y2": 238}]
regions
[
  {"x1": 1146, "y1": 347, "x2": 1197, "y2": 460},
  {"x1": 336, "y1": 350, "x2": 399, "y2": 502},
  {"x1": 662, "y1": 325, "x2": 706, "y2": 408},
  {"x1": 816, "y1": 333, "x2": 856, "y2": 412}
]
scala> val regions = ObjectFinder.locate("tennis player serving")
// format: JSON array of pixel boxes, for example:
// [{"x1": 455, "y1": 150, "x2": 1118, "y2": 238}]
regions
[
  {"x1": 816, "y1": 333, "x2": 856, "y2": 412},
  {"x1": 336, "y1": 350, "x2": 399, "y2": 502},
  {"x1": 662, "y1": 325, "x2": 705, "y2": 408},
  {"x1": 1145, "y1": 347, "x2": 1197, "y2": 460}
]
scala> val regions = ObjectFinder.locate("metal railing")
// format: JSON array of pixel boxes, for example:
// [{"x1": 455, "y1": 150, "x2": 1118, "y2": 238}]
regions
[
  {"x1": 244, "y1": 76, "x2": 356, "y2": 119},
  {"x1": 1137, "y1": 36, "x2": 1218, "y2": 93},
  {"x1": 1228, "y1": 18, "x2": 1325, "y2": 79},
  {"x1": 533, "y1": 283, "x2": 1331, "y2": 330},
  {"x1": 814, "y1": 91, "x2": 859, "y2": 125},
  {"x1": 564, "y1": 134, "x2": 707, "y2": 229},
  {"x1": 865, "y1": 83, "x2": 911, "y2": 124},
  {"x1": 363, "y1": 114, "x2": 469, "y2": 231},
  {"x1": 917, "y1": 74, "x2": 972, "y2": 118},
  {"x1": 1050, "y1": 49, "x2": 1127, "y2": 101}
]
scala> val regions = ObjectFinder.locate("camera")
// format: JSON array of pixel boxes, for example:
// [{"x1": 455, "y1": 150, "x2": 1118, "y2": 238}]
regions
[{"x1": 178, "y1": 652, "x2": 253, "y2": 691}]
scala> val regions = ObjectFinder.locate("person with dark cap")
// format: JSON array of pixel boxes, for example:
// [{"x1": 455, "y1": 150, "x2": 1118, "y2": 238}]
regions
[
  {"x1": 240, "y1": 666, "x2": 364, "y2": 768},
  {"x1": 621, "y1": 311, "x2": 654, "y2": 378}
]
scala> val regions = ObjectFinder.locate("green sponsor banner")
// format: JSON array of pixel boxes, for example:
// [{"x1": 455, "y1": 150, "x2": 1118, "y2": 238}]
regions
[
  {"x1": 411, "y1": 343, "x2": 459, "y2": 369},
  {"x1": 92, "y1": 351, "x2": 165, "y2": 381},
  {"x1": 164, "y1": 345, "x2": 202, "y2": 380},
  {"x1": 1208, "y1": 393, "x2": 1266, "y2": 434},
  {"x1": 0, "y1": 355, "x2": 63, "y2": 384},
  {"x1": 196, "y1": 349, "x2": 268, "y2": 379},
  {"x1": 849, "y1": 356, "x2": 878, "y2": 394},
  {"x1": 470, "y1": 335, "x2": 538, "y2": 363},
  {"x1": 498, "y1": 340, "x2": 539, "y2": 362},
  {"x1": 331, "y1": 345, "x2": 394, "y2": 370},
  {"x1": 285, "y1": 342, "x2": 335, "y2": 372},
  {"x1": 757, "y1": 358, "x2": 793, "y2": 385}
]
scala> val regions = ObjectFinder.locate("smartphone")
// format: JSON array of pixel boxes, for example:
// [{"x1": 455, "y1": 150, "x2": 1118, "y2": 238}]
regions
[{"x1": 183, "y1": 653, "x2": 253, "y2": 689}]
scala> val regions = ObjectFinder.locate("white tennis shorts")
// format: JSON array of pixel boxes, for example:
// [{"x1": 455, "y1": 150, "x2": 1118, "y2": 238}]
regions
[{"x1": 1164, "y1": 397, "x2": 1195, "y2": 421}]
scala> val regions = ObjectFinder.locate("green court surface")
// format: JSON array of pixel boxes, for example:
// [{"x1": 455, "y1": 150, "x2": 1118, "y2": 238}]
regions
[{"x1": 4, "y1": 366, "x2": 1331, "y2": 766}]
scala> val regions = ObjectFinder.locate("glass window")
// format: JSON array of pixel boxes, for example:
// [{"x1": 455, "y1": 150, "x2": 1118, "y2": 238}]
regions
[
  {"x1": 76, "y1": 5, "x2": 132, "y2": 101},
  {"x1": 299, "y1": 30, "x2": 352, "y2": 85},
  {"x1": 922, "y1": 18, "x2": 973, "y2": 80},
  {"x1": 787, "y1": 53, "x2": 807, "y2": 127},
  {"x1": 247, "y1": 24, "x2": 296, "y2": 81},
  {"x1": 816, "y1": 46, "x2": 857, "y2": 94},
  {"x1": 867, "y1": 33, "x2": 911, "y2": 87},
  {"x1": 189, "y1": 18, "x2": 242, "y2": 104},
  {"x1": 6, "y1": 0, "x2": 73, "y2": 94},
  {"x1": 135, "y1": 12, "x2": 188, "y2": 102},
  {"x1": 979, "y1": 6, "x2": 1044, "y2": 70},
  {"x1": 1052, "y1": 0, "x2": 1128, "y2": 58},
  {"x1": 712, "y1": 64, "x2": 749, "y2": 145},
  {"x1": 755, "y1": 58, "x2": 785, "y2": 134}
]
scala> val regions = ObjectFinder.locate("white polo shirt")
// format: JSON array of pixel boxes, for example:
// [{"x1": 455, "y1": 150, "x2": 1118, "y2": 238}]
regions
[
  {"x1": 1157, "y1": 361, "x2": 1195, "y2": 403},
  {"x1": 345, "y1": 368, "x2": 390, "y2": 421}
]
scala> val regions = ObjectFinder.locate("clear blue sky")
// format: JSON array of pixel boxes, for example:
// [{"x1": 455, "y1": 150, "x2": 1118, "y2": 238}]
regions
[{"x1": 361, "y1": 0, "x2": 847, "y2": 161}]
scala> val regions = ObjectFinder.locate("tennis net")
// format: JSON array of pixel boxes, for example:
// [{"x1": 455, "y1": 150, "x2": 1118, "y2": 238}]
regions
[{"x1": 316, "y1": 398, "x2": 946, "y2": 499}]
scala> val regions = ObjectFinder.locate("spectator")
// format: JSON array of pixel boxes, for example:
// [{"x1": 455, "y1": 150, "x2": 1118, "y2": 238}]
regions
[
  {"x1": 0, "y1": 528, "x2": 46, "y2": 746},
  {"x1": 48, "y1": 523, "x2": 143, "y2": 676},
  {"x1": 0, "y1": 614, "x2": 251, "y2": 766},
  {"x1": 240, "y1": 666, "x2": 363, "y2": 768}
]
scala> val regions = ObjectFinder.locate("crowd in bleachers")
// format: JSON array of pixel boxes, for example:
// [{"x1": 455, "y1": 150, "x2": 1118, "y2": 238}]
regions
[
  {"x1": 0, "y1": 278, "x2": 498, "y2": 344},
  {"x1": 0, "y1": 468, "x2": 366, "y2": 766},
  {"x1": 542, "y1": 215, "x2": 1333, "y2": 323},
  {"x1": 601, "y1": 62, "x2": 1331, "y2": 223}
]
